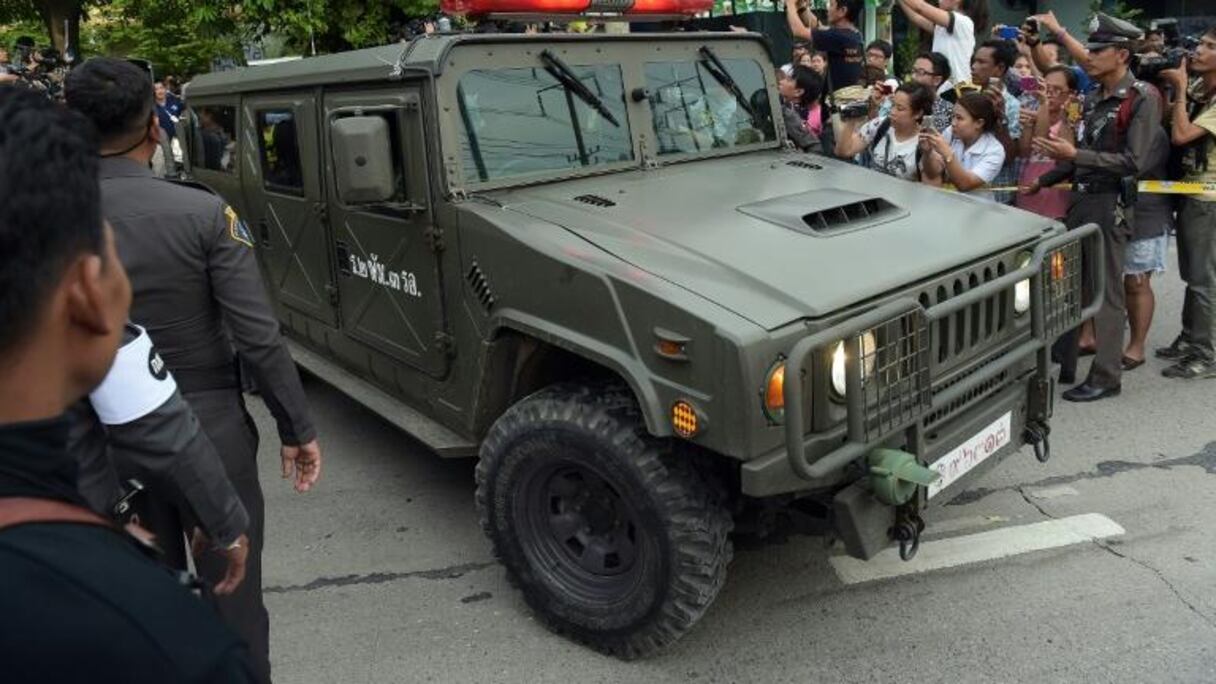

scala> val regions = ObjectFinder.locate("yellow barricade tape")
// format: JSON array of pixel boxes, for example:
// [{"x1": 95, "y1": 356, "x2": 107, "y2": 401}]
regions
[{"x1": 944, "y1": 181, "x2": 1216, "y2": 196}]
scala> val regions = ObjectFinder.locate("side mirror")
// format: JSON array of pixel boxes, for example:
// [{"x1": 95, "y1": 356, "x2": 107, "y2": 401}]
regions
[{"x1": 332, "y1": 115, "x2": 395, "y2": 203}]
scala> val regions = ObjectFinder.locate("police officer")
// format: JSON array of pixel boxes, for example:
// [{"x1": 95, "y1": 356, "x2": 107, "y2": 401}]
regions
[
  {"x1": 0, "y1": 86, "x2": 256, "y2": 684},
  {"x1": 1024, "y1": 13, "x2": 1163, "y2": 402},
  {"x1": 71, "y1": 322, "x2": 250, "y2": 596},
  {"x1": 66, "y1": 58, "x2": 323, "y2": 683}
]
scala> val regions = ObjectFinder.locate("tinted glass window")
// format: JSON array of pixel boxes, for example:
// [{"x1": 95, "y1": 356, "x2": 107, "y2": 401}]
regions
[
  {"x1": 189, "y1": 105, "x2": 237, "y2": 173},
  {"x1": 644, "y1": 58, "x2": 775, "y2": 155},
  {"x1": 456, "y1": 64, "x2": 632, "y2": 183},
  {"x1": 257, "y1": 110, "x2": 304, "y2": 193}
]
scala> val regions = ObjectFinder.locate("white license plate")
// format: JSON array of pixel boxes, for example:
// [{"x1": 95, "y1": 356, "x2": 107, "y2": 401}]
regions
[{"x1": 927, "y1": 412, "x2": 1013, "y2": 499}]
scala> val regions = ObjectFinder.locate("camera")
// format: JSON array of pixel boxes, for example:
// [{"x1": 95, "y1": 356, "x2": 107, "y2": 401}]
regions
[
  {"x1": 1134, "y1": 46, "x2": 1189, "y2": 82},
  {"x1": 837, "y1": 100, "x2": 871, "y2": 120}
]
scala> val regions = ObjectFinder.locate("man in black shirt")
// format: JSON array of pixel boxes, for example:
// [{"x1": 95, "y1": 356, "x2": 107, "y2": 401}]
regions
[
  {"x1": 785, "y1": 0, "x2": 865, "y2": 94},
  {"x1": 0, "y1": 88, "x2": 254, "y2": 682}
]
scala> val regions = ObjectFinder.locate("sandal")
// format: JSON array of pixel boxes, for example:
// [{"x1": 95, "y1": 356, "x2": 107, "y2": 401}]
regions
[{"x1": 1121, "y1": 356, "x2": 1145, "y2": 371}]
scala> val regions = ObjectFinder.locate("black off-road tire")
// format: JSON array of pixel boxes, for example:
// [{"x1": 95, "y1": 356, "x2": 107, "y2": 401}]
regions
[{"x1": 475, "y1": 383, "x2": 733, "y2": 659}]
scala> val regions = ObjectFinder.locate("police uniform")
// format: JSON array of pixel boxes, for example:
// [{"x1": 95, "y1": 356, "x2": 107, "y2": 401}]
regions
[
  {"x1": 99, "y1": 156, "x2": 316, "y2": 683},
  {"x1": 1037, "y1": 14, "x2": 1163, "y2": 399},
  {"x1": 70, "y1": 323, "x2": 249, "y2": 548}
]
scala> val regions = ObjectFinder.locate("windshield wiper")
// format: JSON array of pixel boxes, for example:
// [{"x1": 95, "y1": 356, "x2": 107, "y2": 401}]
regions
[
  {"x1": 539, "y1": 49, "x2": 620, "y2": 128},
  {"x1": 696, "y1": 45, "x2": 756, "y2": 119}
]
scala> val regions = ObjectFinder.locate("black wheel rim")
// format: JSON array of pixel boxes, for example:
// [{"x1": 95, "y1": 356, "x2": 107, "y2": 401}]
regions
[{"x1": 517, "y1": 460, "x2": 648, "y2": 603}]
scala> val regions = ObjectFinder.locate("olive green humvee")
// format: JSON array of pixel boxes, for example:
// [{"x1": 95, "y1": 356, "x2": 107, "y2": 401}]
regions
[{"x1": 183, "y1": 32, "x2": 1102, "y2": 659}]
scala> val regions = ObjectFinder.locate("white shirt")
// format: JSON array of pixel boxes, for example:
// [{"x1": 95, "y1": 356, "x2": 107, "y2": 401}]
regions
[
  {"x1": 860, "y1": 118, "x2": 921, "y2": 181},
  {"x1": 932, "y1": 11, "x2": 975, "y2": 90},
  {"x1": 943, "y1": 127, "x2": 1005, "y2": 202}
]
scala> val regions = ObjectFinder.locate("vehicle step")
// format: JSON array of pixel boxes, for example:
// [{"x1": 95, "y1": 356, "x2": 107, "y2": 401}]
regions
[{"x1": 287, "y1": 340, "x2": 480, "y2": 458}]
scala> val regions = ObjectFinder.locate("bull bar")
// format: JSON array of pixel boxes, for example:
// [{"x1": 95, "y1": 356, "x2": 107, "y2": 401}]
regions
[{"x1": 780, "y1": 223, "x2": 1105, "y2": 481}]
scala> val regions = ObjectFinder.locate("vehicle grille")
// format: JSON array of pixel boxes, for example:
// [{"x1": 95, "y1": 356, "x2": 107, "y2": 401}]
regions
[
  {"x1": 859, "y1": 309, "x2": 931, "y2": 442},
  {"x1": 1043, "y1": 240, "x2": 1084, "y2": 340},
  {"x1": 916, "y1": 254, "x2": 1018, "y2": 377}
]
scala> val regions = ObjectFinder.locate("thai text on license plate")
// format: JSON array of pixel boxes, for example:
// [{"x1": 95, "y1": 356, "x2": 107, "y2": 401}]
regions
[{"x1": 927, "y1": 412, "x2": 1012, "y2": 498}]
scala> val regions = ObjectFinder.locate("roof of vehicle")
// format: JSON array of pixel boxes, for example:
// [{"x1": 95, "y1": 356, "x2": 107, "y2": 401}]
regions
[{"x1": 184, "y1": 32, "x2": 769, "y2": 98}]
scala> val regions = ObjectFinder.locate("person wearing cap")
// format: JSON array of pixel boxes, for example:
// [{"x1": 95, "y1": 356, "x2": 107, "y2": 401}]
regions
[{"x1": 1022, "y1": 12, "x2": 1165, "y2": 402}]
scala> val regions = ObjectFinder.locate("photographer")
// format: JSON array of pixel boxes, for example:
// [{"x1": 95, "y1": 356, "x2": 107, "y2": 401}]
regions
[
  {"x1": 897, "y1": 0, "x2": 989, "y2": 91},
  {"x1": 837, "y1": 82, "x2": 934, "y2": 180},
  {"x1": 1015, "y1": 65, "x2": 1080, "y2": 220},
  {"x1": 920, "y1": 92, "x2": 1006, "y2": 200},
  {"x1": 785, "y1": 0, "x2": 864, "y2": 94},
  {"x1": 1158, "y1": 27, "x2": 1216, "y2": 379}
]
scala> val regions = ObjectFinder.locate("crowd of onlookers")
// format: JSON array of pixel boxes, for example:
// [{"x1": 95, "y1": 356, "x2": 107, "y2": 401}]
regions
[{"x1": 773, "y1": 0, "x2": 1216, "y2": 398}]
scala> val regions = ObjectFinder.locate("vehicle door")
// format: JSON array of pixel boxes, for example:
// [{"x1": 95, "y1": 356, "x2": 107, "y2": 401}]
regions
[
  {"x1": 242, "y1": 92, "x2": 338, "y2": 327},
  {"x1": 322, "y1": 86, "x2": 449, "y2": 378}
]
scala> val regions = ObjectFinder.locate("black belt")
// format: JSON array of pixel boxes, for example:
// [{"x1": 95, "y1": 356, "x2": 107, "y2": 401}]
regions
[
  {"x1": 1074, "y1": 180, "x2": 1123, "y2": 194},
  {"x1": 173, "y1": 362, "x2": 240, "y2": 394}
]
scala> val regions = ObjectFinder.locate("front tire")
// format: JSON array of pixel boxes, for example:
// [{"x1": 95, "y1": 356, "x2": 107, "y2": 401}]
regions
[{"x1": 475, "y1": 384, "x2": 732, "y2": 659}]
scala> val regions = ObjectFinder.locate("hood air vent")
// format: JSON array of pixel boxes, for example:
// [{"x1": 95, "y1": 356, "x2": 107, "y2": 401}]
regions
[
  {"x1": 573, "y1": 194, "x2": 616, "y2": 208},
  {"x1": 785, "y1": 159, "x2": 823, "y2": 170},
  {"x1": 803, "y1": 198, "x2": 897, "y2": 233},
  {"x1": 737, "y1": 190, "x2": 908, "y2": 237}
]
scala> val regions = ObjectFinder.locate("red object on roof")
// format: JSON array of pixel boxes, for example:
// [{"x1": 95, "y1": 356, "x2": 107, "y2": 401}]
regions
[{"x1": 441, "y1": 0, "x2": 712, "y2": 16}]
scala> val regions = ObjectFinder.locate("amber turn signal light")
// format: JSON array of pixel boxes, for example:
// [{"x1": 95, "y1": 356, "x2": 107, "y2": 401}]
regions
[
  {"x1": 671, "y1": 400, "x2": 699, "y2": 438},
  {"x1": 763, "y1": 362, "x2": 785, "y2": 423},
  {"x1": 1050, "y1": 251, "x2": 1066, "y2": 281}
]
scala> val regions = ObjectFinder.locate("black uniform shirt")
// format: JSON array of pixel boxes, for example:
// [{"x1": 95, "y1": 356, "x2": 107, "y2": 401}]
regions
[
  {"x1": 1040, "y1": 71, "x2": 1163, "y2": 191},
  {"x1": 0, "y1": 417, "x2": 255, "y2": 683},
  {"x1": 99, "y1": 157, "x2": 315, "y2": 445}
]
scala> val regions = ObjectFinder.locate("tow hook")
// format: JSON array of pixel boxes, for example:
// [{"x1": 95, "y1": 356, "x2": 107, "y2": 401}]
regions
[
  {"x1": 1024, "y1": 422, "x2": 1052, "y2": 464},
  {"x1": 892, "y1": 508, "x2": 925, "y2": 562}
]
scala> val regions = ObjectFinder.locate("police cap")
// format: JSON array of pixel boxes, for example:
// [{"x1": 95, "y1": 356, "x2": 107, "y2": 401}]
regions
[{"x1": 1085, "y1": 12, "x2": 1144, "y2": 51}]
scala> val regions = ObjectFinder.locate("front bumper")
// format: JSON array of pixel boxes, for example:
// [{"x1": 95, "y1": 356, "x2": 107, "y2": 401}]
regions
[{"x1": 741, "y1": 223, "x2": 1104, "y2": 498}]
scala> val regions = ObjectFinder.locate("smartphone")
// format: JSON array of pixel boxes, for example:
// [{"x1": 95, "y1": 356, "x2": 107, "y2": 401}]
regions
[
  {"x1": 1020, "y1": 76, "x2": 1040, "y2": 93},
  {"x1": 998, "y1": 26, "x2": 1020, "y2": 41},
  {"x1": 1066, "y1": 100, "x2": 1083, "y2": 124}
]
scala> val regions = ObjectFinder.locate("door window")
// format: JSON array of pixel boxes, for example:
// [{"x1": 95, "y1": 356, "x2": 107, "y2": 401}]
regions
[
  {"x1": 257, "y1": 109, "x2": 305, "y2": 194},
  {"x1": 188, "y1": 105, "x2": 237, "y2": 173}
]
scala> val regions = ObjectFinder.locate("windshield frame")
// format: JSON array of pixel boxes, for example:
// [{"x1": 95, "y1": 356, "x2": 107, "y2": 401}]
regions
[{"x1": 436, "y1": 34, "x2": 783, "y2": 193}]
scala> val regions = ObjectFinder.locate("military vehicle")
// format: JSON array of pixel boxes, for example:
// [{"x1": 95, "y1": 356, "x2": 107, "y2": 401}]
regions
[{"x1": 182, "y1": 30, "x2": 1103, "y2": 658}]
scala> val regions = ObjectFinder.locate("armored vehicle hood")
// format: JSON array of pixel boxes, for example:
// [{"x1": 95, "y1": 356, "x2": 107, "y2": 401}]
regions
[{"x1": 491, "y1": 153, "x2": 1054, "y2": 330}]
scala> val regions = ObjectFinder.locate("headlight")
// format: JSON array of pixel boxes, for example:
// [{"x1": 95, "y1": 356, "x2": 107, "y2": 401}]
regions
[
  {"x1": 763, "y1": 361, "x2": 785, "y2": 423},
  {"x1": 830, "y1": 331, "x2": 877, "y2": 399},
  {"x1": 1014, "y1": 252, "x2": 1032, "y2": 315}
]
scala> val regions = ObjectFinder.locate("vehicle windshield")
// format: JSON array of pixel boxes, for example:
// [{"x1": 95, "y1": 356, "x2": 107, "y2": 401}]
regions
[
  {"x1": 456, "y1": 64, "x2": 633, "y2": 183},
  {"x1": 643, "y1": 57, "x2": 774, "y2": 155}
]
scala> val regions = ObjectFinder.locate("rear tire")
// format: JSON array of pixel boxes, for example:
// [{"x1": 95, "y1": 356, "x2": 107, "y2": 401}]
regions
[{"x1": 475, "y1": 383, "x2": 732, "y2": 659}]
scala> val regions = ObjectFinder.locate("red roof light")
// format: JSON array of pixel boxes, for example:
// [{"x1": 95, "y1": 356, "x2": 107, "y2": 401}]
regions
[{"x1": 441, "y1": 0, "x2": 711, "y2": 16}]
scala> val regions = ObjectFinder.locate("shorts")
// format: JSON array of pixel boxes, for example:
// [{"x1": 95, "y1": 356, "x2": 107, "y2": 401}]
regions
[{"x1": 1124, "y1": 233, "x2": 1168, "y2": 277}]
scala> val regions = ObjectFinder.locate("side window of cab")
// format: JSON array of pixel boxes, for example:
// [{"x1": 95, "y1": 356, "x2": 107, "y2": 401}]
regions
[{"x1": 187, "y1": 104, "x2": 238, "y2": 174}]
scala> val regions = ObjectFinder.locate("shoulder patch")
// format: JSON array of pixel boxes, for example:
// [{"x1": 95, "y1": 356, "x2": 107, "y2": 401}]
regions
[{"x1": 225, "y1": 205, "x2": 254, "y2": 248}]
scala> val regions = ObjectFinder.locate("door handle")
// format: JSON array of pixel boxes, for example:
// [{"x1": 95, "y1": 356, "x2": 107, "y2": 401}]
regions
[
  {"x1": 335, "y1": 241, "x2": 352, "y2": 276},
  {"x1": 257, "y1": 219, "x2": 270, "y2": 248}
]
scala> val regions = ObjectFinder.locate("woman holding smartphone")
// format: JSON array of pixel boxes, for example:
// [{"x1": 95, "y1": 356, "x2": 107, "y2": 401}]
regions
[
  {"x1": 919, "y1": 92, "x2": 1006, "y2": 200},
  {"x1": 1015, "y1": 65, "x2": 1078, "y2": 218}
]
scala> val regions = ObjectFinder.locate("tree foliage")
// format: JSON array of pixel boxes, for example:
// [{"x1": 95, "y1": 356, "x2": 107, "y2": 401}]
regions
[{"x1": 0, "y1": 0, "x2": 441, "y2": 77}]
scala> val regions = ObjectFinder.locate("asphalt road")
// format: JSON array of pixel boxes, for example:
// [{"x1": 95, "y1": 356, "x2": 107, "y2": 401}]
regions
[{"x1": 252, "y1": 258, "x2": 1216, "y2": 684}]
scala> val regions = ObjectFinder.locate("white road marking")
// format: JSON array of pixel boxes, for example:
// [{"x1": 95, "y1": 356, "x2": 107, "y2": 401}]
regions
[
  {"x1": 924, "y1": 514, "x2": 1009, "y2": 536},
  {"x1": 1025, "y1": 485, "x2": 1080, "y2": 499},
  {"x1": 831, "y1": 513, "x2": 1124, "y2": 585}
]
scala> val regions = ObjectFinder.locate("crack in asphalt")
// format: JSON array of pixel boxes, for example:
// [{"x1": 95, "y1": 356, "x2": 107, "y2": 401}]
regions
[
  {"x1": 949, "y1": 441, "x2": 1216, "y2": 506},
  {"x1": 1015, "y1": 486, "x2": 1216, "y2": 632},
  {"x1": 264, "y1": 561, "x2": 496, "y2": 594}
]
